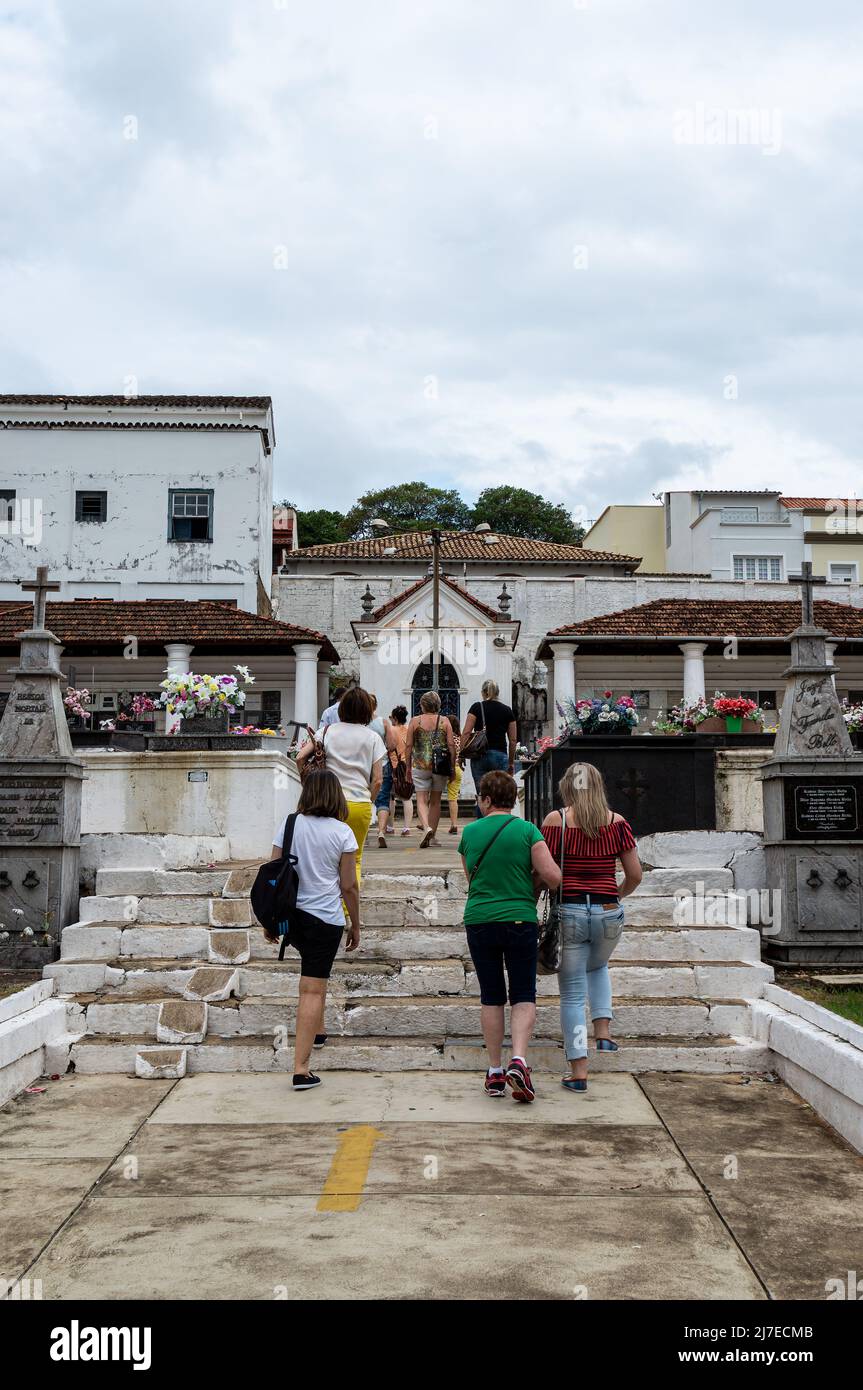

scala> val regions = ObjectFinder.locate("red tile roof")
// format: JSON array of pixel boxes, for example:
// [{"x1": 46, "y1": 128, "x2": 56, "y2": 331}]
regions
[
  {"x1": 291, "y1": 530, "x2": 639, "y2": 565},
  {"x1": 541, "y1": 597, "x2": 863, "y2": 647},
  {"x1": 0, "y1": 599, "x2": 338, "y2": 661},
  {"x1": 0, "y1": 395, "x2": 271, "y2": 409},
  {"x1": 361, "y1": 575, "x2": 518, "y2": 625}
]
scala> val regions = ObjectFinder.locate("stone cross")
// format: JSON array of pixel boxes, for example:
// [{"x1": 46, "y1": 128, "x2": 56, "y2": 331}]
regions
[
  {"x1": 20, "y1": 565, "x2": 60, "y2": 631},
  {"x1": 788, "y1": 560, "x2": 826, "y2": 628}
]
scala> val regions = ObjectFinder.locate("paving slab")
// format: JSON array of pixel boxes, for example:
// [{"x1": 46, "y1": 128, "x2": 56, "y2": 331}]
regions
[
  {"x1": 147, "y1": 1070, "x2": 661, "y2": 1127},
  {"x1": 0, "y1": 1158, "x2": 107, "y2": 1284},
  {"x1": 95, "y1": 1121, "x2": 697, "y2": 1197},
  {"x1": 0, "y1": 1074, "x2": 174, "y2": 1159},
  {"x1": 640, "y1": 1073, "x2": 863, "y2": 1300},
  {"x1": 27, "y1": 1192, "x2": 764, "y2": 1300}
]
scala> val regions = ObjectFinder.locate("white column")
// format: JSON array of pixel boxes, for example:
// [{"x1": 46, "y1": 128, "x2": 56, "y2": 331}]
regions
[
  {"x1": 163, "y1": 642, "x2": 194, "y2": 734},
  {"x1": 679, "y1": 642, "x2": 707, "y2": 706},
  {"x1": 317, "y1": 667, "x2": 330, "y2": 719},
  {"x1": 292, "y1": 643, "x2": 321, "y2": 728},
  {"x1": 826, "y1": 641, "x2": 838, "y2": 688},
  {"x1": 549, "y1": 642, "x2": 577, "y2": 729}
]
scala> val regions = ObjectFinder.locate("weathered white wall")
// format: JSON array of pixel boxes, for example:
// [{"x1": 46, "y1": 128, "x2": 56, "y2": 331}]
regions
[
  {"x1": 274, "y1": 570, "x2": 863, "y2": 711},
  {"x1": 0, "y1": 427, "x2": 272, "y2": 613},
  {"x1": 80, "y1": 748, "x2": 301, "y2": 859}
]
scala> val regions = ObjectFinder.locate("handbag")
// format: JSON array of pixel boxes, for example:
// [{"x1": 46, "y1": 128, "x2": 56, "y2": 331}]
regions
[
  {"x1": 300, "y1": 724, "x2": 327, "y2": 783},
  {"x1": 537, "y1": 812, "x2": 567, "y2": 975},
  {"x1": 430, "y1": 715, "x2": 453, "y2": 779},
  {"x1": 392, "y1": 756, "x2": 415, "y2": 800},
  {"x1": 461, "y1": 700, "x2": 489, "y2": 761}
]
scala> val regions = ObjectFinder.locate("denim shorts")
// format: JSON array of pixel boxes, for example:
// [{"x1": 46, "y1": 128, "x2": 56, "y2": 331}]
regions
[
  {"x1": 375, "y1": 758, "x2": 393, "y2": 811},
  {"x1": 465, "y1": 920, "x2": 538, "y2": 1006}
]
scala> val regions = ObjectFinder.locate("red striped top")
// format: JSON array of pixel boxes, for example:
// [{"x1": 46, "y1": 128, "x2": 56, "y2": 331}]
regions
[{"x1": 542, "y1": 815, "x2": 636, "y2": 898}]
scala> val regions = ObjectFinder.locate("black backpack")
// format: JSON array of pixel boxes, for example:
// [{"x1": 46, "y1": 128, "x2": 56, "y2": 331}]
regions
[{"x1": 250, "y1": 814, "x2": 300, "y2": 960}]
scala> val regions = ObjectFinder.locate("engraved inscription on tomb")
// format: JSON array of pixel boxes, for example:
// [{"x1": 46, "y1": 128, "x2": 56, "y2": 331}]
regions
[{"x1": 0, "y1": 777, "x2": 62, "y2": 840}]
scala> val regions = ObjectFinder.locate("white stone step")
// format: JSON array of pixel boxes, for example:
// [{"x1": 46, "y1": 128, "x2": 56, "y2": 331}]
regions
[
  {"x1": 70, "y1": 1032, "x2": 771, "y2": 1075},
  {"x1": 95, "y1": 868, "x2": 231, "y2": 897},
  {"x1": 79, "y1": 993, "x2": 752, "y2": 1040},
  {"x1": 81, "y1": 833, "x2": 230, "y2": 872},
  {"x1": 135, "y1": 1046, "x2": 187, "y2": 1079},
  {"x1": 631, "y1": 867, "x2": 733, "y2": 895}
]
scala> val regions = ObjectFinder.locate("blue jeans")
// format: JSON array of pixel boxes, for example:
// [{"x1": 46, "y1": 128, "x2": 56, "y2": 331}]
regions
[
  {"x1": 471, "y1": 749, "x2": 509, "y2": 815},
  {"x1": 558, "y1": 899, "x2": 625, "y2": 1060}
]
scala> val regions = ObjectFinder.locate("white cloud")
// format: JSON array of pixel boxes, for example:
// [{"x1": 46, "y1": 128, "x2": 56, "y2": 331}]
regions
[{"x1": 2, "y1": 0, "x2": 863, "y2": 515}]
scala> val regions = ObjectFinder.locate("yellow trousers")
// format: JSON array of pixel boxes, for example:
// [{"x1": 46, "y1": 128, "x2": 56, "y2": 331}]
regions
[{"x1": 345, "y1": 800, "x2": 373, "y2": 887}]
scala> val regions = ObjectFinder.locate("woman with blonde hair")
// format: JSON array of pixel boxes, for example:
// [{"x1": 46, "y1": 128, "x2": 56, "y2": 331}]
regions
[
  {"x1": 405, "y1": 691, "x2": 456, "y2": 849},
  {"x1": 542, "y1": 762, "x2": 642, "y2": 1092}
]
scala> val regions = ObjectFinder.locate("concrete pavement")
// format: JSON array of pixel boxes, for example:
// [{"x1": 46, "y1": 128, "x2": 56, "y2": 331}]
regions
[{"x1": 2, "y1": 1068, "x2": 862, "y2": 1300}]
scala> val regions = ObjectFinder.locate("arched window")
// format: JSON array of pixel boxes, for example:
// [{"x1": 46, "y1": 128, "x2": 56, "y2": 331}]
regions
[{"x1": 411, "y1": 659, "x2": 460, "y2": 717}]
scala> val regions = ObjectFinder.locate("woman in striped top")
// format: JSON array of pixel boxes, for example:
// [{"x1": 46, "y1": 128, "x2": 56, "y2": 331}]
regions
[{"x1": 542, "y1": 762, "x2": 642, "y2": 1092}]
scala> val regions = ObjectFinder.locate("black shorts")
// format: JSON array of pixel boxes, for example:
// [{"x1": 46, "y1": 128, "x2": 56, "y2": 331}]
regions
[
  {"x1": 465, "y1": 920, "x2": 538, "y2": 1006},
  {"x1": 287, "y1": 908, "x2": 344, "y2": 979}
]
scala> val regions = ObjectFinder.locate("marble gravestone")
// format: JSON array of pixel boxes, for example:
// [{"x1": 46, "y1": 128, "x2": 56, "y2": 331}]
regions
[
  {"x1": 760, "y1": 563, "x2": 863, "y2": 964},
  {"x1": 0, "y1": 567, "x2": 83, "y2": 967}
]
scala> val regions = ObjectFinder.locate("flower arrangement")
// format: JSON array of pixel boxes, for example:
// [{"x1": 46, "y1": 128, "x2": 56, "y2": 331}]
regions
[
  {"x1": 63, "y1": 687, "x2": 91, "y2": 720},
  {"x1": 652, "y1": 692, "x2": 766, "y2": 734},
  {"x1": 712, "y1": 696, "x2": 758, "y2": 720},
  {"x1": 100, "y1": 694, "x2": 158, "y2": 732},
  {"x1": 158, "y1": 666, "x2": 254, "y2": 721},
  {"x1": 558, "y1": 692, "x2": 639, "y2": 736},
  {"x1": 842, "y1": 700, "x2": 863, "y2": 733}
]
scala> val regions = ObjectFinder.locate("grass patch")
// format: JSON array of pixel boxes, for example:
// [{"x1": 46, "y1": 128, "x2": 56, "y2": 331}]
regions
[
  {"x1": 0, "y1": 972, "x2": 41, "y2": 1003},
  {"x1": 783, "y1": 975, "x2": 863, "y2": 1028}
]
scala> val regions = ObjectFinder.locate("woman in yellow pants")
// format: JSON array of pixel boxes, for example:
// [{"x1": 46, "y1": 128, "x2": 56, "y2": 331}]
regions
[{"x1": 297, "y1": 687, "x2": 385, "y2": 888}]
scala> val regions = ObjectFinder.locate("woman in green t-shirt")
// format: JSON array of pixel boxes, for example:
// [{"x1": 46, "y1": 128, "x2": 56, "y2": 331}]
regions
[{"x1": 458, "y1": 770, "x2": 561, "y2": 1103}]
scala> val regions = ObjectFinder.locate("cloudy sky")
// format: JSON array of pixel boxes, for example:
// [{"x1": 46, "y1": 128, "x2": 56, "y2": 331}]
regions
[{"x1": 2, "y1": 0, "x2": 862, "y2": 521}]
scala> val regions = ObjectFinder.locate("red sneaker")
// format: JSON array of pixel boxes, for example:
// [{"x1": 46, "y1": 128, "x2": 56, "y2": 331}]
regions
[
  {"x1": 484, "y1": 1069, "x2": 507, "y2": 1097},
  {"x1": 505, "y1": 1059, "x2": 535, "y2": 1102}
]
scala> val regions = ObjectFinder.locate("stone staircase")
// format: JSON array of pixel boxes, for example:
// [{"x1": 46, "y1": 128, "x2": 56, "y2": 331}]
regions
[{"x1": 43, "y1": 833, "x2": 774, "y2": 1078}]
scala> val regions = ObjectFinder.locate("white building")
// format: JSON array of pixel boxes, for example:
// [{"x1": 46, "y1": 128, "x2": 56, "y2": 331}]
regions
[
  {"x1": 274, "y1": 529, "x2": 640, "y2": 714},
  {"x1": 0, "y1": 395, "x2": 275, "y2": 614},
  {"x1": 663, "y1": 489, "x2": 803, "y2": 581}
]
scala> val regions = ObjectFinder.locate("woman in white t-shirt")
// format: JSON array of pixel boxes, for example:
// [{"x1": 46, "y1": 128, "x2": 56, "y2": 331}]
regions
[
  {"x1": 296, "y1": 687, "x2": 385, "y2": 887},
  {"x1": 271, "y1": 769, "x2": 360, "y2": 1091}
]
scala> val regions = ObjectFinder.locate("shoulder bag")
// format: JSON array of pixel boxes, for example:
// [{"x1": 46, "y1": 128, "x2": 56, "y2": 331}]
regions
[
  {"x1": 537, "y1": 812, "x2": 567, "y2": 975},
  {"x1": 300, "y1": 724, "x2": 328, "y2": 783},
  {"x1": 431, "y1": 715, "x2": 453, "y2": 779},
  {"x1": 461, "y1": 700, "x2": 489, "y2": 761}
]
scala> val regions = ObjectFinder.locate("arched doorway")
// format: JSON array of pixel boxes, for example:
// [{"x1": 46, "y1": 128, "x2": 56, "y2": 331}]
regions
[{"x1": 411, "y1": 658, "x2": 460, "y2": 718}]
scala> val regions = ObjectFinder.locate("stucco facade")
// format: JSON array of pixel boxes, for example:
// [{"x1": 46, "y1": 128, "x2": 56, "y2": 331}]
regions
[
  {"x1": 0, "y1": 396, "x2": 274, "y2": 614},
  {"x1": 583, "y1": 506, "x2": 666, "y2": 572}
]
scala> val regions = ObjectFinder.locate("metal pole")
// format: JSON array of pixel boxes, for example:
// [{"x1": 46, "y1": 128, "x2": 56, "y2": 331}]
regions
[{"x1": 431, "y1": 527, "x2": 441, "y2": 696}]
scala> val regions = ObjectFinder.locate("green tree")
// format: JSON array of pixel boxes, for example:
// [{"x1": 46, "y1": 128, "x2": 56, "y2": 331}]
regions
[
  {"x1": 471, "y1": 486, "x2": 584, "y2": 544},
  {"x1": 342, "y1": 483, "x2": 472, "y2": 538},
  {"x1": 280, "y1": 502, "x2": 347, "y2": 548}
]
